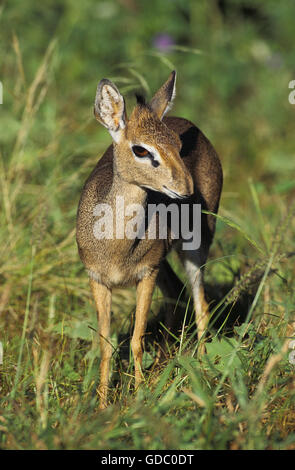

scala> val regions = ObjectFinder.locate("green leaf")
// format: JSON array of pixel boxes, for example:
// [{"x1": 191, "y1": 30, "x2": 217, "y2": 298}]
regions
[
  {"x1": 205, "y1": 337, "x2": 243, "y2": 373},
  {"x1": 52, "y1": 319, "x2": 95, "y2": 341}
]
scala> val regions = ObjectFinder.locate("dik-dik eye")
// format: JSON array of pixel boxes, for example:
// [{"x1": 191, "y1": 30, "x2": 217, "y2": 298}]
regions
[
  {"x1": 132, "y1": 144, "x2": 160, "y2": 168},
  {"x1": 132, "y1": 145, "x2": 150, "y2": 158}
]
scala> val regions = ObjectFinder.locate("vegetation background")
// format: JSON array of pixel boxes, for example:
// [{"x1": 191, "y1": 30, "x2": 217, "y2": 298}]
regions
[{"x1": 0, "y1": 0, "x2": 295, "y2": 450}]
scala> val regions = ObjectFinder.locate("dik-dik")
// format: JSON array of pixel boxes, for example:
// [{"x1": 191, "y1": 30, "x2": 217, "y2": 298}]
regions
[{"x1": 76, "y1": 71, "x2": 222, "y2": 408}]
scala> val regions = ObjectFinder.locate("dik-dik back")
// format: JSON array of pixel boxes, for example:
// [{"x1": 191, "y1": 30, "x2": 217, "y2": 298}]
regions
[{"x1": 76, "y1": 71, "x2": 222, "y2": 408}]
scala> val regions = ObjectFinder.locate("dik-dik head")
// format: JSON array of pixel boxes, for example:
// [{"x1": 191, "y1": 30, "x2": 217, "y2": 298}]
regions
[{"x1": 94, "y1": 71, "x2": 194, "y2": 199}]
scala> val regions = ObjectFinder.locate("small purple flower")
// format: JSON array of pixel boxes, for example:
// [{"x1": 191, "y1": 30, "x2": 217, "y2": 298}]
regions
[{"x1": 153, "y1": 33, "x2": 174, "y2": 52}]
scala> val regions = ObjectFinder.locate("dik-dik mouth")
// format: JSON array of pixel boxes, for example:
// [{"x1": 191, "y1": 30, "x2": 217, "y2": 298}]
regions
[{"x1": 162, "y1": 185, "x2": 191, "y2": 199}]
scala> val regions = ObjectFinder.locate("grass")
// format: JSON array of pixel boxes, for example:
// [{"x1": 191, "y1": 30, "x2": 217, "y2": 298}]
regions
[{"x1": 1, "y1": 0, "x2": 295, "y2": 450}]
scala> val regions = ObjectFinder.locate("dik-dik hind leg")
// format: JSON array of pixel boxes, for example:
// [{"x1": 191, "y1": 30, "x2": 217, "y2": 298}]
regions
[
  {"x1": 89, "y1": 278, "x2": 112, "y2": 409},
  {"x1": 182, "y1": 250, "x2": 209, "y2": 354},
  {"x1": 157, "y1": 259, "x2": 185, "y2": 334},
  {"x1": 132, "y1": 271, "x2": 158, "y2": 388}
]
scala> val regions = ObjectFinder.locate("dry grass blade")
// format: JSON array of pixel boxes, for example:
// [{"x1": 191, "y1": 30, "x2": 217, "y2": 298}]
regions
[
  {"x1": 10, "y1": 39, "x2": 57, "y2": 176},
  {"x1": 12, "y1": 32, "x2": 26, "y2": 98},
  {"x1": 255, "y1": 338, "x2": 291, "y2": 399}
]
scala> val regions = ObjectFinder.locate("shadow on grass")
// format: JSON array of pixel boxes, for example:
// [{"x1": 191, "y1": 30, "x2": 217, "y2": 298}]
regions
[{"x1": 114, "y1": 270, "x2": 261, "y2": 380}]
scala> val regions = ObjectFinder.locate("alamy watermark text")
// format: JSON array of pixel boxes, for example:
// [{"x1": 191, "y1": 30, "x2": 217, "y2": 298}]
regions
[{"x1": 93, "y1": 196, "x2": 201, "y2": 250}]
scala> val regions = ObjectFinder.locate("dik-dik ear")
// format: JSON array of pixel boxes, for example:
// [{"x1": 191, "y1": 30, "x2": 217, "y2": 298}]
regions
[
  {"x1": 150, "y1": 70, "x2": 176, "y2": 120},
  {"x1": 94, "y1": 79, "x2": 126, "y2": 143}
]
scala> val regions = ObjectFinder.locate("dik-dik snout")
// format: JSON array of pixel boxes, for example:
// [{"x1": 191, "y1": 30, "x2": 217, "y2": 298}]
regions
[{"x1": 160, "y1": 148, "x2": 194, "y2": 199}]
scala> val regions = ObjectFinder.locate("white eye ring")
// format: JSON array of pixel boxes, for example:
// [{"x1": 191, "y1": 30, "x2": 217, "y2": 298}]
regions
[{"x1": 130, "y1": 143, "x2": 162, "y2": 167}]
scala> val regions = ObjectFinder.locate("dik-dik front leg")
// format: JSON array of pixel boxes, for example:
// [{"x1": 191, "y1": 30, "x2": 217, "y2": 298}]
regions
[
  {"x1": 89, "y1": 278, "x2": 112, "y2": 409},
  {"x1": 131, "y1": 271, "x2": 158, "y2": 388}
]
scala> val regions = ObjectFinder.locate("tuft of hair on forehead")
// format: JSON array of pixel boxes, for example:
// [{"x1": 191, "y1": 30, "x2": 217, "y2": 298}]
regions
[{"x1": 135, "y1": 93, "x2": 146, "y2": 106}]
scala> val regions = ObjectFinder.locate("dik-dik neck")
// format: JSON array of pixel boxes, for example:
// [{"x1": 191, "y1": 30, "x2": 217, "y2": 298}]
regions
[{"x1": 109, "y1": 170, "x2": 148, "y2": 210}]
